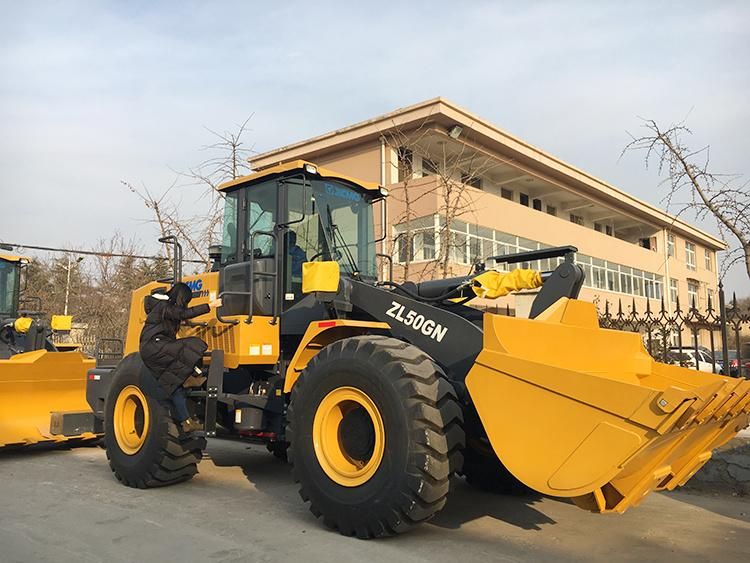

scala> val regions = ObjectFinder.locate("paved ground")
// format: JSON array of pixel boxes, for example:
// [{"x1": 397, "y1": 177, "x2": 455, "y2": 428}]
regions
[{"x1": 1, "y1": 439, "x2": 748, "y2": 563}]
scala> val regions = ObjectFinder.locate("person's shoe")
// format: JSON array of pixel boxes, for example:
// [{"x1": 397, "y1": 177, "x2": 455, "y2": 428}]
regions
[
  {"x1": 182, "y1": 375, "x2": 207, "y2": 388},
  {"x1": 180, "y1": 417, "x2": 205, "y2": 437}
]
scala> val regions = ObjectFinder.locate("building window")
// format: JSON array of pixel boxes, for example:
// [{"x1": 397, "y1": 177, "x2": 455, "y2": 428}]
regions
[
  {"x1": 414, "y1": 231, "x2": 435, "y2": 261},
  {"x1": 546, "y1": 205, "x2": 557, "y2": 216},
  {"x1": 706, "y1": 287, "x2": 714, "y2": 308},
  {"x1": 605, "y1": 225, "x2": 613, "y2": 236},
  {"x1": 520, "y1": 193, "x2": 529, "y2": 207},
  {"x1": 670, "y1": 279, "x2": 679, "y2": 304},
  {"x1": 397, "y1": 233, "x2": 412, "y2": 263},
  {"x1": 501, "y1": 188, "x2": 513, "y2": 201},
  {"x1": 421, "y1": 156, "x2": 438, "y2": 177},
  {"x1": 569, "y1": 214, "x2": 584, "y2": 226},
  {"x1": 397, "y1": 147, "x2": 413, "y2": 182},
  {"x1": 594, "y1": 222, "x2": 602, "y2": 233},
  {"x1": 398, "y1": 214, "x2": 666, "y2": 299},
  {"x1": 685, "y1": 242, "x2": 696, "y2": 270},
  {"x1": 687, "y1": 280, "x2": 699, "y2": 308},
  {"x1": 704, "y1": 249, "x2": 712, "y2": 271},
  {"x1": 667, "y1": 233, "x2": 675, "y2": 257},
  {"x1": 461, "y1": 173, "x2": 481, "y2": 189},
  {"x1": 532, "y1": 198, "x2": 542, "y2": 211}
]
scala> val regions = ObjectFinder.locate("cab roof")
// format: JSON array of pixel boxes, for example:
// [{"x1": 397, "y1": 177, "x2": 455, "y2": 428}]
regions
[
  {"x1": 217, "y1": 160, "x2": 382, "y2": 193},
  {"x1": 0, "y1": 253, "x2": 30, "y2": 263}
]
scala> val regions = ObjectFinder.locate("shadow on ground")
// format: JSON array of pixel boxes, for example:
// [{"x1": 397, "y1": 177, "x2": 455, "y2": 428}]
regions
[
  {"x1": 431, "y1": 481, "x2": 557, "y2": 531},
  {"x1": 662, "y1": 489, "x2": 750, "y2": 524},
  {"x1": 206, "y1": 438, "x2": 558, "y2": 532}
]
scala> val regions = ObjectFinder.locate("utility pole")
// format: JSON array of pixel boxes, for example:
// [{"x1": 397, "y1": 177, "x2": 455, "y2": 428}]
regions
[{"x1": 62, "y1": 255, "x2": 83, "y2": 315}]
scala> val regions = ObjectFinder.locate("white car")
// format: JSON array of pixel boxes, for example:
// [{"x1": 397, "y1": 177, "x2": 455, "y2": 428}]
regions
[{"x1": 668, "y1": 347, "x2": 723, "y2": 374}]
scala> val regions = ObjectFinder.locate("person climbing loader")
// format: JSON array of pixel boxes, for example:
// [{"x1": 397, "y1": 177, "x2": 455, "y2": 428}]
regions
[{"x1": 86, "y1": 162, "x2": 750, "y2": 537}]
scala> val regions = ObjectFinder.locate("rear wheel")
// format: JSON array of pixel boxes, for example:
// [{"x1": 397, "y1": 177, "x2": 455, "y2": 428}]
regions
[
  {"x1": 104, "y1": 353, "x2": 206, "y2": 488},
  {"x1": 288, "y1": 336, "x2": 464, "y2": 538}
]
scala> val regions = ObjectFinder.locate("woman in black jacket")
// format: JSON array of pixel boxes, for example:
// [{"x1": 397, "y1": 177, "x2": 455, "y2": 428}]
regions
[{"x1": 139, "y1": 282, "x2": 222, "y2": 434}]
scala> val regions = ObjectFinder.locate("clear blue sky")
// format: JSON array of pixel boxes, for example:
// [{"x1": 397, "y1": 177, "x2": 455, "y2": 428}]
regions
[{"x1": 1, "y1": 1, "x2": 748, "y2": 295}]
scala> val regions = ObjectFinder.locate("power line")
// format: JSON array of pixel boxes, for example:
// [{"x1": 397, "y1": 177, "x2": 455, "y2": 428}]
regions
[{"x1": 0, "y1": 241, "x2": 207, "y2": 264}]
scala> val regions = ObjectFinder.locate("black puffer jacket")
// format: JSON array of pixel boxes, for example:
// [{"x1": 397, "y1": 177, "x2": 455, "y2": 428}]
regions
[{"x1": 139, "y1": 294, "x2": 210, "y2": 395}]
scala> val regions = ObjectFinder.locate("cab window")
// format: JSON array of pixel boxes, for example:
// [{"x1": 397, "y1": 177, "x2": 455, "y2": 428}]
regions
[
  {"x1": 0, "y1": 260, "x2": 18, "y2": 316},
  {"x1": 220, "y1": 191, "x2": 240, "y2": 264},
  {"x1": 246, "y1": 180, "x2": 277, "y2": 258}
]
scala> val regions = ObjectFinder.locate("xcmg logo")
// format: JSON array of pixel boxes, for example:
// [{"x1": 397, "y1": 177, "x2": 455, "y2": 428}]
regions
[
  {"x1": 185, "y1": 279, "x2": 203, "y2": 291},
  {"x1": 185, "y1": 278, "x2": 209, "y2": 298}
]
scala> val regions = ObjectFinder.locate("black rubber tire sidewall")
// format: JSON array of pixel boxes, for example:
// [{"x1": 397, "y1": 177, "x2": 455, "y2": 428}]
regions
[{"x1": 292, "y1": 355, "x2": 411, "y2": 517}]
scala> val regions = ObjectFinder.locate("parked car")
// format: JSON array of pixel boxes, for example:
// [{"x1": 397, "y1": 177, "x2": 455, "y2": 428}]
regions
[
  {"x1": 667, "y1": 347, "x2": 723, "y2": 374},
  {"x1": 716, "y1": 350, "x2": 750, "y2": 378}
]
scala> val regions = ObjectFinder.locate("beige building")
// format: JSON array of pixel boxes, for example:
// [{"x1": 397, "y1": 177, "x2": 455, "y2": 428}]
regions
[{"x1": 251, "y1": 98, "x2": 724, "y2": 334}]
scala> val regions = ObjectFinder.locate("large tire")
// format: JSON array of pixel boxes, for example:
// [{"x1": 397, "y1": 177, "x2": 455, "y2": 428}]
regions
[
  {"x1": 104, "y1": 353, "x2": 206, "y2": 488},
  {"x1": 288, "y1": 335, "x2": 464, "y2": 538}
]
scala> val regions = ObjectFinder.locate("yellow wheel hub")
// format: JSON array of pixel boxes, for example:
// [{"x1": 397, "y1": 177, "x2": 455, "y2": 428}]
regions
[
  {"x1": 313, "y1": 386, "x2": 385, "y2": 487},
  {"x1": 113, "y1": 385, "x2": 150, "y2": 455}
]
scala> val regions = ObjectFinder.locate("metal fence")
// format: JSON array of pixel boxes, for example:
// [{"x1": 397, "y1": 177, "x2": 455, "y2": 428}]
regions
[
  {"x1": 599, "y1": 283, "x2": 749, "y2": 377},
  {"x1": 474, "y1": 282, "x2": 750, "y2": 377}
]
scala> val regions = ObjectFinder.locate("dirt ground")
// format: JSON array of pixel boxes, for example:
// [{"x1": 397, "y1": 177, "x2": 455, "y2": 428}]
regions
[{"x1": 0, "y1": 439, "x2": 748, "y2": 563}]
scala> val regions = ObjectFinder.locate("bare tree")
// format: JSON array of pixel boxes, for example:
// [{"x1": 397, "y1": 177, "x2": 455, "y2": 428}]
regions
[
  {"x1": 381, "y1": 121, "x2": 499, "y2": 282},
  {"x1": 124, "y1": 116, "x2": 254, "y2": 269},
  {"x1": 624, "y1": 119, "x2": 750, "y2": 281}
]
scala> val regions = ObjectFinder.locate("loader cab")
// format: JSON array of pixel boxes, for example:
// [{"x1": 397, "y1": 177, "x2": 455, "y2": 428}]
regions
[
  {"x1": 0, "y1": 254, "x2": 24, "y2": 320},
  {"x1": 216, "y1": 161, "x2": 385, "y2": 319}
]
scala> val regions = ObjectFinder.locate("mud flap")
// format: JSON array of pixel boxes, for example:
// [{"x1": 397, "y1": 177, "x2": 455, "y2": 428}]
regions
[{"x1": 465, "y1": 298, "x2": 750, "y2": 513}]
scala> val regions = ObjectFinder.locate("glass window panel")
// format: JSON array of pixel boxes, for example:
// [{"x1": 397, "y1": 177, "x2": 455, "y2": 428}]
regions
[
  {"x1": 633, "y1": 276, "x2": 643, "y2": 296},
  {"x1": 620, "y1": 272, "x2": 632, "y2": 294},
  {"x1": 495, "y1": 232, "x2": 517, "y2": 245},
  {"x1": 477, "y1": 226, "x2": 493, "y2": 239},
  {"x1": 451, "y1": 219, "x2": 468, "y2": 233}
]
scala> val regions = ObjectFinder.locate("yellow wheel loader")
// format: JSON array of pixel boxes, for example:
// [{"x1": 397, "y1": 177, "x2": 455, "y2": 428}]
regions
[
  {"x1": 0, "y1": 252, "x2": 101, "y2": 449},
  {"x1": 86, "y1": 162, "x2": 750, "y2": 537}
]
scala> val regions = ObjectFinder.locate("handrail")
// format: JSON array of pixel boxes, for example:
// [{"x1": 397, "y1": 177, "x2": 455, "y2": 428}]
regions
[
  {"x1": 216, "y1": 290, "x2": 253, "y2": 325},
  {"x1": 158, "y1": 235, "x2": 183, "y2": 283},
  {"x1": 248, "y1": 230, "x2": 279, "y2": 325},
  {"x1": 376, "y1": 253, "x2": 393, "y2": 283}
]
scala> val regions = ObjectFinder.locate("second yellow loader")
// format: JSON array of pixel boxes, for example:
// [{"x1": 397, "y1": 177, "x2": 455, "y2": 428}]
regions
[{"x1": 0, "y1": 253, "x2": 101, "y2": 449}]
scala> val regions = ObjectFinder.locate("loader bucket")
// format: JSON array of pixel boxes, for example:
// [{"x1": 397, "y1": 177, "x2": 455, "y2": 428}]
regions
[
  {"x1": 465, "y1": 298, "x2": 750, "y2": 513},
  {"x1": 0, "y1": 349, "x2": 98, "y2": 449}
]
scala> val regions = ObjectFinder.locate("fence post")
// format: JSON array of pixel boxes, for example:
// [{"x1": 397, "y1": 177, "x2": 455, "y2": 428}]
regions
[{"x1": 719, "y1": 281, "x2": 730, "y2": 373}]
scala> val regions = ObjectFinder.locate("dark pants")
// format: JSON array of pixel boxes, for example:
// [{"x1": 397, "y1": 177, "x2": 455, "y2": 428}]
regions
[{"x1": 170, "y1": 387, "x2": 190, "y2": 422}]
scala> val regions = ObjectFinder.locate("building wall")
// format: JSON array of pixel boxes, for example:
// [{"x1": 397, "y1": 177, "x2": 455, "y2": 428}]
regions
[{"x1": 315, "y1": 141, "x2": 382, "y2": 185}]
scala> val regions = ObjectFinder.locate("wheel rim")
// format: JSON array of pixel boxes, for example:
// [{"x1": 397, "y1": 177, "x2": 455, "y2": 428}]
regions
[
  {"x1": 113, "y1": 385, "x2": 150, "y2": 455},
  {"x1": 312, "y1": 386, "x2": 385, "y2": 487}
]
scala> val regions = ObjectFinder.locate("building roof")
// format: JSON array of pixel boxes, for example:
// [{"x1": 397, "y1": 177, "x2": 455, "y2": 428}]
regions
[{"x1": 251, "y1": 98, "x2": 726, "y2": 251}]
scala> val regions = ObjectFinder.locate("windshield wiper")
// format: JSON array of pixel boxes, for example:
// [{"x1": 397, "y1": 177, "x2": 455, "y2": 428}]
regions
[{"x1": 326, "y1": 204, "x2": 359, "y2": 275}]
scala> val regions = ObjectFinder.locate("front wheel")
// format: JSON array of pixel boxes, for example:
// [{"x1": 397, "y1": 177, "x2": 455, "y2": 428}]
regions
[
  {"x1": 288, "y1": 336, "x2": 464, "y2": 538},
  {"x1": 104, "y1": 353, "x2": 206, "y2": 488}
]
